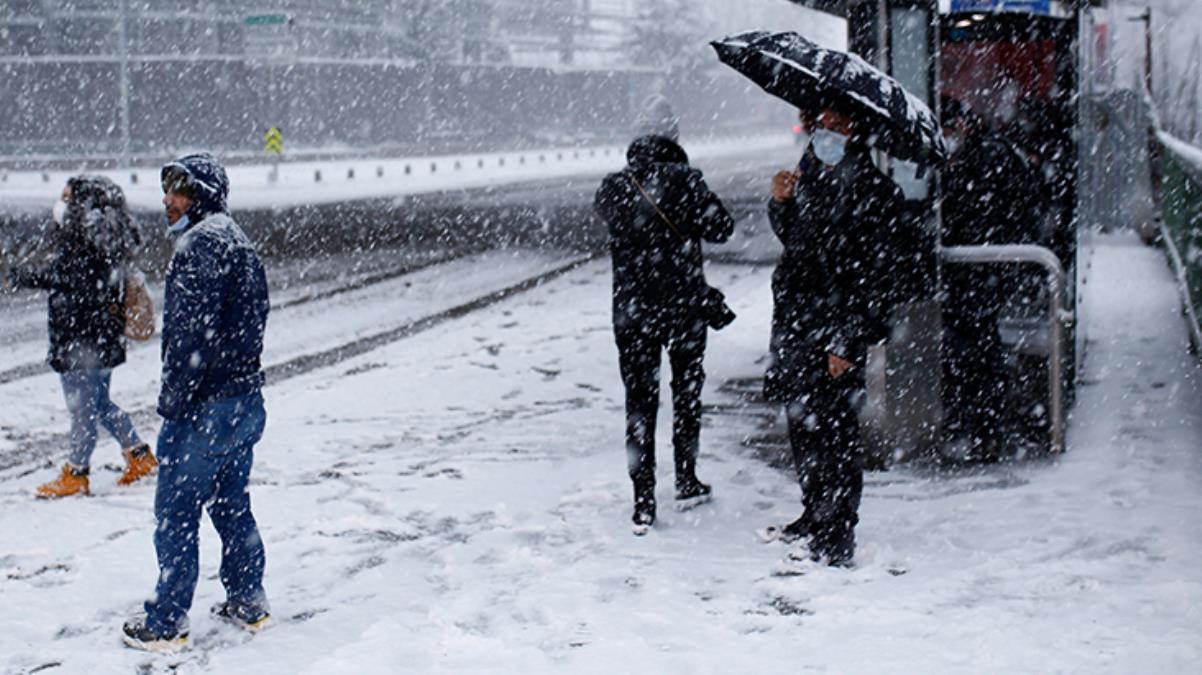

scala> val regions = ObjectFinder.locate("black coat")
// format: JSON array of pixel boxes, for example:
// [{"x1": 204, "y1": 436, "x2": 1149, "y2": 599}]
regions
[
  {"x1": 941, "y1": 128, "x2": 1042, "y2": 330},
  {"x1": 594, "y1": 135, "x2": 733, "y2": 336},
  {"x1": 764, "y1": 144, "x2": 907, "y2": 403},
  {"x1": 9, "y1": 243, "x2": 126, "y2": 373}
]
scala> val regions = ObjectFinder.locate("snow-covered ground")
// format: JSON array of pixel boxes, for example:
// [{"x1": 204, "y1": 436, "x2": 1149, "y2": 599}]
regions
[
  {"x1": 2, "y1": 226, "x2": 1201, "y2": 673},
  {"x1": 0, "y1": 134, "x2": 792, "y2": 213}
]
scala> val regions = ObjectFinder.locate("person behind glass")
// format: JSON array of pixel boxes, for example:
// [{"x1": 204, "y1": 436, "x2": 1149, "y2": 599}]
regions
[
  {"x1": 122, "y1": 153, "x2": 271, "y2": 652},
  {"x1": 594, "y1": 124, "x2": 735, "y2": 534},
  {"x1": 941, "y1": 97, "x2": 1041, "y2": 459},
  {"x1": 4, "y1": 175, "x2": 155, "y2": 498},
  {"x1": 763, "y1": 105, "x2": 906, "y2": 566}
]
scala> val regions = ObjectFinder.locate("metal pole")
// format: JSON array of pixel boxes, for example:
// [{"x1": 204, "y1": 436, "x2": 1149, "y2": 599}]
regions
[
  {"x1": 1142, "y1": 9, "x2": 1152, "y2": 99},
  {"x1": 940, "y1": 244, "x2": 1066, "y2": 454},
  {"x1": 1134, "y1": 9, "x2": 1161, "y2": 201},
  {"x1": 118, "y1": 0, "x2": 131, "y2": 166},
  {"x1": 1079, "y1": 6, "x2": 1096, "y2": 230}
]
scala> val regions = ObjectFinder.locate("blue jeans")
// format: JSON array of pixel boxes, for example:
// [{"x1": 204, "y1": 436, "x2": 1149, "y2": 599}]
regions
[
  {"x1": 59, "y1": 369, "x2": 141, "y2": 469},
  {"x1": 145, "y1": 392, "x2": 268, "y2": 635}
]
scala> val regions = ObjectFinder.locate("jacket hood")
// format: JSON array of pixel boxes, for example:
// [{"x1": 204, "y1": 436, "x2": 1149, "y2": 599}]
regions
[
  {"x1": 69, "y1": 174, "x2": 127, "y2": 212},
  {"x1": 161, "y1": 152, "x2": 230, "y2": 222},
  {"x1": 57, "y1": 174, "x2": 140, "y2": 261},
  {"x1": 626, "y1": 135, "x2": 689, "y2": 169}
]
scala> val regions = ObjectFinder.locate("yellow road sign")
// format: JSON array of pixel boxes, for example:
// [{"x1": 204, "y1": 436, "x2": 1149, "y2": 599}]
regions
[{"x1": 264, "y1": 126, "x2": 283, "y2": 155}]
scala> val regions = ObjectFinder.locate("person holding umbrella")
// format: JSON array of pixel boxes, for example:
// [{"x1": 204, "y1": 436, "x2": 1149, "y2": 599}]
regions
[
  {"x1": 764, "y1": 104, "x2": 907, "y2": 566},
  {"x1": 4, "y1": 175, "x2": 156, "y2": 498},
  {"x1": 712, "y1": 31, "x2": 940, "y2": 566}
]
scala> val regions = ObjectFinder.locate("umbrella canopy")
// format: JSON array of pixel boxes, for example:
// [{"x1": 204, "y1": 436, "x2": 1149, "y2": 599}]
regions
[{"x1": 712, "y1": 30, "x2": 946, "y2": 166}]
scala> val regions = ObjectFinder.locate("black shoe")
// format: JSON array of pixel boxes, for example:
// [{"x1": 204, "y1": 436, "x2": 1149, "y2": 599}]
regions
[
  {"x1": 632, "y1": 496, "x2": 656, "y2": 535},
  {"x1": 942, "y1": 432, "x2": 1004, "y2": 464},
  {"x1": 122, "y1": 615, "x2": 188, "y2": 653},
  {"x1": 211, "y1": 601, "x2": 272, "y2": 632},
  {"x1": 757, "y1": 514, "x2": 811, "y2": 544},
  {"x1": 810, "y1": 528, "x2": 855, "y2": 568},
  {"x1": 973, "y1": 434, "x2": 1005, "y2": 463},
  {"x1": 674, "y1": 475, "x2": 712, "y2": 510},
  {"x1": 780, "y1": 515, "x2": 812, "y2": 543}
]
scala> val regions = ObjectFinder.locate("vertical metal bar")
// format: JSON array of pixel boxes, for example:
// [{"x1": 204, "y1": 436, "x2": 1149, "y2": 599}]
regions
[
  {"x1": 118, "y1": 0, "x2": 131, "y2": 166},
  {"x1": 1143, "y1": 9, "x2": 1153, "y2": 98},
  {"x1": 1048, "y1": 262, "x2": 1064, "y2": 453},
  {"x1": 1073, "y1": 5, "x2": 1089, "y2": 377}
]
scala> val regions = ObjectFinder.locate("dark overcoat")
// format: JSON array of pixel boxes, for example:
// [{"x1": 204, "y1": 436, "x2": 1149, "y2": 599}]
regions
[
  {"x1": 594, "y1": 135, "x2": 733, "y2": 337},
  {"x1": 764, "y1": 144, "x2": 907, "y2": 402}
]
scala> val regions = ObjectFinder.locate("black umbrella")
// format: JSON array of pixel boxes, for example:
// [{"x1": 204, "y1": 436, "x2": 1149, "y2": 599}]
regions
[{"x1": 712, "y1": 30, "x2": 946, "y2": 166}]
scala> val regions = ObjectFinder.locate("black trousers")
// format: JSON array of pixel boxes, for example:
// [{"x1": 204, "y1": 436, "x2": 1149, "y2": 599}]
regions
[
  {"x1": 615, "y1": 317, "x2": 707, "y2": 497},
  {"x1": 942, "y1": 318, "x2": 1008, "y2": 445},
  {"x1": 785, "y1": 364, "x2": 865, "y2": 541}
]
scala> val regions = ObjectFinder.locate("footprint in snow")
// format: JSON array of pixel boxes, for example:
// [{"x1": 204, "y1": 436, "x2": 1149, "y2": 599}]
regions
[{"x1": 531, "y1": 366, "x2": 560, "y2": 379}]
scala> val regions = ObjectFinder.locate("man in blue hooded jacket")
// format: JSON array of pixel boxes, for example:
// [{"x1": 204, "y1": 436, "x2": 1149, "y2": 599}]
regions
[{"x1": 123, "y1": 153, "x2": 271, "y2": 652}]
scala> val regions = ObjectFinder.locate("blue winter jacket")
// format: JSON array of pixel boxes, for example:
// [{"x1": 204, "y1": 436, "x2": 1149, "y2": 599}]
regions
[{"x1": 157, "y1": 154, "x2": 269, "y2": 420}]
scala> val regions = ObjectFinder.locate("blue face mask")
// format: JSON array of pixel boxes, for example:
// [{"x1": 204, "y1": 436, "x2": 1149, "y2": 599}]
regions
[
  {"x1": 810, "y1": 128, "x2": 850, "y2": 167},
  {"x1": 52, "y1": 199, "x2": 67, "y2": 226},
  {"x1": 166, "y1": 213, "x2": 190, "y2": 234}
]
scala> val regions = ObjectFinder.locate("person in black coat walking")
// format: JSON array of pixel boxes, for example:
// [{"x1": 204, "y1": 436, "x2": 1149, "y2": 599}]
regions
[
  {"x1": 5, "y1": 175, "x2": 154, "y2": 498},
  {"x1": 594, "y1": 134, "x2": 734, "y2": 532},
  {"x1": 940, "y1": 98, "x2": 1042, "y2": 458},
  {"x1": 764, "y1": 106, "x2": 907, "y2": 566}
]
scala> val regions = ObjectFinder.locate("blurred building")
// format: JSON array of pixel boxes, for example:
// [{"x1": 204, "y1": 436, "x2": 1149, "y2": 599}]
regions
[
  {"x1": 0, "y1": 0, "x2": 775, "y2": 158},
  {"x1": 0, "y1": 0, "x2": 650, "y2": 157},
  {"x1": 0, "y1": 0, "x2": 636, "y2": 66}
]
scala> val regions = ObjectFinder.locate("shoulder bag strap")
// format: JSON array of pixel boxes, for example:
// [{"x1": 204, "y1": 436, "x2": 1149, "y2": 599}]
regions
[{"x1": 629, "y1": 174, "x2": 687, "y2": 245}]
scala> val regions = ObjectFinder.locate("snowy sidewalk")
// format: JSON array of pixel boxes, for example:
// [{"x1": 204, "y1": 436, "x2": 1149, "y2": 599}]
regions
[{"x1": 2, "y1": 232, "x2": 1201, "y2": 673}]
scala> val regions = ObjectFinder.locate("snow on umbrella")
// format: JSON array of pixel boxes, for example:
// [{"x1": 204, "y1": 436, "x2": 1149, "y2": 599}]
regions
[{"x1": 711, "y1": 30, "x2": 946, "y2": 166}]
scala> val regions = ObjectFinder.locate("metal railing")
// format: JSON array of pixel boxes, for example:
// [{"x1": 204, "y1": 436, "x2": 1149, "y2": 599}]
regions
[
  {"x1": 940, "y1": 244, "x2": 1067, "y2": 454},
  {"x1": 1157, "y1": 132, "x2": 1202, "y2": 355}
]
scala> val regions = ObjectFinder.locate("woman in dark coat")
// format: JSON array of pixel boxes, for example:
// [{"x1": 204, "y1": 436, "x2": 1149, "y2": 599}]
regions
[{"x1": 6, "y1": 175, "x2": 156, "y2": 498}]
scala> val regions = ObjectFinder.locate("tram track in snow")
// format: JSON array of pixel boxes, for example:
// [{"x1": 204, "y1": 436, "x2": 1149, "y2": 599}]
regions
[
  {"x1": 0, "y1": 246, "x2": 481, "y2": 387},
  {"x1": 0, "y1": 250, "x2": 598, "y2": 480}
]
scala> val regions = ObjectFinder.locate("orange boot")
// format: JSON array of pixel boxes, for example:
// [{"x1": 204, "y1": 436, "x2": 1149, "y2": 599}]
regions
[
  {"x1": 117, "y1": 444, "x2": 158, "y2": 486},
  {"x1": 36, "y1": 464, "x2": 90, "y2": 499}
]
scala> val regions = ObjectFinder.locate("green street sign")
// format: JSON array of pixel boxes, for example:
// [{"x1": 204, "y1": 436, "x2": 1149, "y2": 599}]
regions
[{"x1": 245, "y1": 14, "x2": 288, "y2": 26}]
